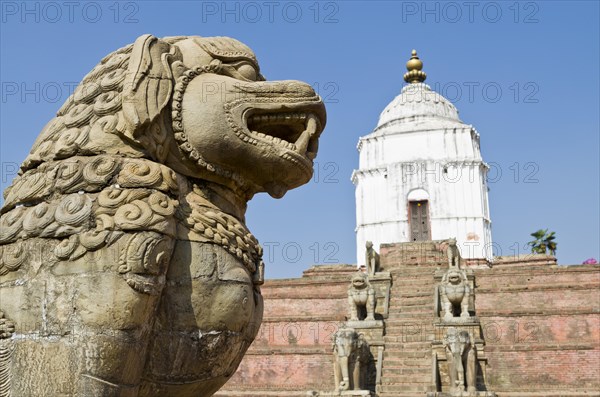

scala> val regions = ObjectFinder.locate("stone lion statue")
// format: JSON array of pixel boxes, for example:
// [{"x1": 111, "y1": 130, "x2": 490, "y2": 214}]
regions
[
  {"x1": 439, "y1": 268, "x2": 471, "y2": 321},
  {"x1": 0, "y1": 34, "x2": 325, "y2": 396},
  {"x1": 348, "y1": 272, "x2": 376, "y2": 321}
]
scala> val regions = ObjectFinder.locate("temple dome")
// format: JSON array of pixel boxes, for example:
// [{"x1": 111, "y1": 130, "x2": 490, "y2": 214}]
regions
[{"x1": 376, "y1": 83, "x2": 460, "y2": 128}]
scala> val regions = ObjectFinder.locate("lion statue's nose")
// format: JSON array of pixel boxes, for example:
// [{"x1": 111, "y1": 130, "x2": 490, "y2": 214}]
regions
[
  {"x1": 238, "y1": 80, "x2": 320, "y2": 98},
  {"x1": 271, "y1": 80, "x2": 319, "y2": 97}
]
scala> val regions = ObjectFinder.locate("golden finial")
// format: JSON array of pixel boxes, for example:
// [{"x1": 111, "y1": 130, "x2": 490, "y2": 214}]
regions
[{"x1": 403, "y1": 49, "x2": 427, "y2": 84}]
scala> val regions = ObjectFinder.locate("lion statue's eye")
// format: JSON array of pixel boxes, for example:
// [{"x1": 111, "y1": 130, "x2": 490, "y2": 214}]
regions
[{"x1": 236, "y1": 63, "x2": 258, "y2": 81}]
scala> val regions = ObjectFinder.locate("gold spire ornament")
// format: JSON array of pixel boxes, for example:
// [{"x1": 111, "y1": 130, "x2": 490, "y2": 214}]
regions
[{"x1": 403, "y1": 49, "x2": 427, "y2": 84}]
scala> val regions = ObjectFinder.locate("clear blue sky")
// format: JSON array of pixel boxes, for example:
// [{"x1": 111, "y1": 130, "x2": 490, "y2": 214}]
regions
[{"x1": 1, "y1": 1, "x2": 598, "y2": 278}]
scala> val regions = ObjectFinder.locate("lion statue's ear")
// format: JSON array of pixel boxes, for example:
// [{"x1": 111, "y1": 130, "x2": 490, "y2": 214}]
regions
[{"x1": 123, "y1": 34, "x2": 182, "y2": 138}]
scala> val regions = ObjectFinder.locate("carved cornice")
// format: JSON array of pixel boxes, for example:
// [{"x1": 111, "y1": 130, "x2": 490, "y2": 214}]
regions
[{"x1": 351, "y1": 167, "x2": 387, "y2": 184}]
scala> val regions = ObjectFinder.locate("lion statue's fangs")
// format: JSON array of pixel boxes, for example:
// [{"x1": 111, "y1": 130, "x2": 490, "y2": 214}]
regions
[{"x1": 0, "y1": 34, "x2": 325, "y2": 396}]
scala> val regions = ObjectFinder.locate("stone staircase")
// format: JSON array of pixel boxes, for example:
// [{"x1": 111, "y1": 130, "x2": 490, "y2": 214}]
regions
[{"x1": 378, "y1": 242, "x2": 446, "y2": 397}]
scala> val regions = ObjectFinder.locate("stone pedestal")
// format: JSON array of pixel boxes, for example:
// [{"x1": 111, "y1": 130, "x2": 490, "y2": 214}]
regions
[
  {"x1": 369, "y1": 272, "x2": 391, "y2": 319},
  {"x1": 344, "y1": 320, "x2": 384, "y2": 343}
]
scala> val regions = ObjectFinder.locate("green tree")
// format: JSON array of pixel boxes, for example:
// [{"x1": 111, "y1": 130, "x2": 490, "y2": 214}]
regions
[{"x1": 528, "y1": 229, "x2": 557, "y2": 256}]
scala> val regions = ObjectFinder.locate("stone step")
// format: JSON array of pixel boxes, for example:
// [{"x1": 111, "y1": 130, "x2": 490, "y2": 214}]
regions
[
  {"x1": 383, "y1": 339, "x2": 431, "y2": 347},
  {"x1": 392, "y1": 270, "x2": 438, "y2": 275},
  {"x1": 378, "y1": 383, "x2": 430, "y2": 392},
  {"x1": 384, "y1": 335, "x2": 434, "y2": 344},
  {"x1": 391, "y1": 288, "x2": 434, "y2": 295},
  {"x1": 390, "y1": 251, "x2": 445, "y2": 255},
  {"x1": 385, "y1": 326, "x2": 435, "y2": 333},
  {"x1": 388, "y1": 306, "x2": 432, "y2": 313},
  {"x1": 390, "y1": 296, "x2": 432, "y2": 303},
  {"x1": 383, "y1": 340, "x2": 431, "y2": 346},
  {"x1": 388, "y1": 300, "x2": 432, "y2": 307},
  {"x1": 392, "y1": 280, "x2": 436, "y2": 285},
  {"x1": 386, "y1": 312, "x2": 434, "y2": 320},
  {"x1": 387, "y1": 314, "x2": 434, "y2": 320},
  {"x1": 385, "y1": 318, "x2": 435, "y2": 324},
  {"x1": 384, "y1": 258, "x2": 444, "y2": 263},
  {"x1": 391, "y1": 281, "x2": 436, "y2": 288},
  {"x1": 382, "y1": 351, "x2": 431, "y2": 359},
  {"x1": 389, "y1": 303, "x2": 433, "y2": 312},
  {"x1": 387, "y1": 261, "x2": 444, "y2": 267},
  {"x1": 380, "y1": 361, "x2": 431, "y2": 370},
  {"x1": 380, "y1": 379, "x2": 431, "y2": 386},
  {"x1": 377, "y1": 391, "x2": 424, "y2": 397},
  {"x1": 387, "y1": 309, "x2": 432, "y2": 316},
  {"x1": 387, "y1": 309, "x2": 433, "y2": 314},
  {"x1": 397, "y1": 291, "x2": 435, "y2": 298},
  {"x1": 383, "y1": 339, "x2": 431, "y2": 345},
  {"x1": 378, "y1": 391, "x2": 429, "y2": 397},
  {"x1": 392, "y1": 275, "x2": 435, "y2": 281},
  {"x1": 380, "y1": 360, "x2": 431, "y2": 368},
  {"x1": 384, "y1": 326, "x2": 435, "y2": 334},
  {"x1": 384, "y1": 331, "x2": 434, "y2": 340},
  {"x1": 390, "y1": 265, "x2": 443, "y2": 276}
]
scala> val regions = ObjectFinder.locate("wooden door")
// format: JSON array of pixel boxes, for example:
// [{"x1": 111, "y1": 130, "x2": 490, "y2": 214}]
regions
[{"x1": 409, "y1": 200, "x2": 430, "y2": 241}]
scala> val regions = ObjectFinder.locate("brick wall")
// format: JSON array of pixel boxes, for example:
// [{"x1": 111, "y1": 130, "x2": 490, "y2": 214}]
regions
[{"x1": 476, "y1": 264, "x2": 600, "y2": 393}]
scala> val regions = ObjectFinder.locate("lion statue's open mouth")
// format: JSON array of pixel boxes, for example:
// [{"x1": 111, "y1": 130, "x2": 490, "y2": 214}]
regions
[{"x1": 247, "y1": 110, "x2": 321, "y2": 158}]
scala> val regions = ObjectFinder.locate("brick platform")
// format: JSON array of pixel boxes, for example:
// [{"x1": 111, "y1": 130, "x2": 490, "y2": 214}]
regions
[{"x1": 216, "y1": 243, "x2": 600, "y2": 397}]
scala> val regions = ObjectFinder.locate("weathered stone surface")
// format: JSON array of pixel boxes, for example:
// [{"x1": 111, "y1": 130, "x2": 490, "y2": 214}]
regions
[{"x1": 0, "y1": 34, "x2": 325, "y2": 396}]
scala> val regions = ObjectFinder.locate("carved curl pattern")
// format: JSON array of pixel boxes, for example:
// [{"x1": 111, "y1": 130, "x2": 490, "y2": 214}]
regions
[
  {"x1": 96, "y1": 188, "x2": 178, "y2": 237},
  {"x1": 2, "y1": 157, "x2": 178, "y2": 212},
  {"x1": 0, "y1": 242, "x2": 28, "y2": 274}
]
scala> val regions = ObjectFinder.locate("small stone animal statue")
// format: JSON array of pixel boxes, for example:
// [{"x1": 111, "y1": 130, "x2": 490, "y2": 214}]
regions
[
  {"x1": 447, "y1": 237, "x2": 462, "y2": 268},
  {"x1": 0, "y1": 34, "x2": 325, "y2": 396},
  {"x1": 348, "y1": 272, "x2": 376, "y2": 321},
  {"x1": 443, "y1": 327, "x2": 477, "y2": 394},
  {"x1": 440, "y1": 268, "x2": 471, "y2": 321},
  {"x1": 365, "y1": 240, "x2": 380, "y2": 276},
  {"x1": 332, "y1": 328, "x2": 369, "y2": 392}
]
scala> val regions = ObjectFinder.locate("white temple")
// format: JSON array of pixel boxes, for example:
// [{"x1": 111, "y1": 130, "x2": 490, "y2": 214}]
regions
[{"x1": 352, "y1": 50, "x2": 492, "y2": 266}]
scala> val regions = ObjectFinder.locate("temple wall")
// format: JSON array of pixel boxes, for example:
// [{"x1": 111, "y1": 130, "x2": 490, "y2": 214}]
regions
[{"x1": 217, "y1": 245, "x2": 600, "y2": 397}]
